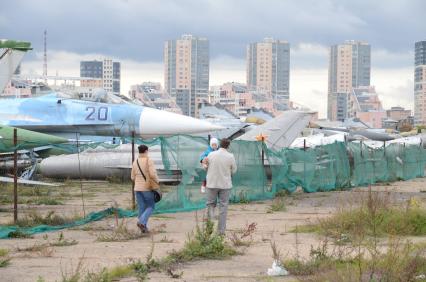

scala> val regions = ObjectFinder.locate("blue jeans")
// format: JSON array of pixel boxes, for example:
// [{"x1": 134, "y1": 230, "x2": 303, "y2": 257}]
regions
[{"x1": 135, "y1": 191, "x2": 155, "y2": 228}]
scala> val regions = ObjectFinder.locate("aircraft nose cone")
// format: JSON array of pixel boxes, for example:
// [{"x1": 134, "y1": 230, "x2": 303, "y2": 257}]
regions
[{"x1": 139, "y1": 107, "x2": 224, "y2": 137}]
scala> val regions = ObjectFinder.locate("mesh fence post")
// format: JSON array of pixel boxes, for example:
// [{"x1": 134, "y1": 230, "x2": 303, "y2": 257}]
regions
[
  {"x1": 303, "y1": 139, "x2": 307, "y2": 190},
  {"x1": 131, "y1": 131, "x2": 136, "y2": 210},
  {"x1": 75, "y1": 132, "x2": 86, "y2": 218},
  {"x1": 13, "y1": 128, "x2": 18, "y2": 224}
]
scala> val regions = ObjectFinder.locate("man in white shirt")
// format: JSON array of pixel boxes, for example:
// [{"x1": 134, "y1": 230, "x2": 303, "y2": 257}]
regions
[{"x1": 204, "y1": 138, "x2": 237, "y2": 235}]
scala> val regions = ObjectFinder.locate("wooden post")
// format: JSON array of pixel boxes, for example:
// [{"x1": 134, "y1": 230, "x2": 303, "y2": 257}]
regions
[
  {"x1": 255, "y1": 134, "x2": 266, "y2": 166},
  {"x1": 383, "y1": 141, "x2": 386, "y2": 156},
  {"x1": 303, "y1": 138, "x2": 307, "y2": 189},
  {"x1": 131, "y1": 131, "x2": 136, "y2": 210},
  {"x1": 13, "y1": 128, "x2": 18, "y2": 223}
]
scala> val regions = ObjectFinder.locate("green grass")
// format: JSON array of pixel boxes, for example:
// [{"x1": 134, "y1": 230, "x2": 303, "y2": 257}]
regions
[
  {"x1": 49, "y1": 232, "x2": 78, "y2": 247},
  {"x1": 0, "y1": 249, "x2": 11, "y2": 268},
  {"x1": 33, "y1": 198, "x2": 64, "y2": 205},
  {"x1": 84, "y1": 265, "x2": 134, "y2": 282},
  {"x1": 7, "y1": 230, "x2": 32, "y2": 238},
  {"x1": 294, "y1": 190, "x2": 426, "y2": 238},
  {"x1": 59, "y1": 220, "x2": 237, "y2": 281},
  {"x1": 316, "y1": 205, "x2": 426, "y2": 238},
  {"x1": 166, "y1": 220, "x2": 237, "y2": 264},
  {"x1": 274, "y1": 190, "x2": 290, "y2": 198},
  {"x1": 267, "y1": 197, "x2": 286, "y2": 213},
  {"x1": 151, "y1": 214, "x2": 175, "y2": 219},
  {"x1": 96, "y1": 220, "x2": 144, "y2": 242},
  {"x1": 283, "y1": 190, "x2": 426, "y2": 281},
  {"x1": 12, "y1": 210, "x2": 81, "y2": 227},
  {"x1": 283, "y1": 240, "x2": 426, "y2": 281}
]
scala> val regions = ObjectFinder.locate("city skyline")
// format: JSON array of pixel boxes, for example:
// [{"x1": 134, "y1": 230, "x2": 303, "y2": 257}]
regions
[
  {"x1": 14, "y1": 38, "x2": 417, "y2": 119},
  {"x1": 2, "y1": 0, "x2": 424, "y2": 118}
]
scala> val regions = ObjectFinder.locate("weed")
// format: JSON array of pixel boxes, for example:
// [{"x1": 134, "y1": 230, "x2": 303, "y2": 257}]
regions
[
  {"x1": 267, "y1": 197, "x2": 286, "y2": 213},
  {"x1": 151, "y1": 223, "x2": 167, "y2": 234},
  {"x1": 287, "y1": 238, "x2": 426, "y2": 281},
  {"x1": 50, "y1": 232, "x2": 78, "y2": 247},
  {"x1": 12, "y1": 210, "x2": 80, "y2": 227},
  {"x1": 297, "y1": 189, "x2": 426, "y2": 238},
  {"x1": 228, "y1": 222, "x2": 257, "y2": 247},
  {"x1": 131, "y1": 260, "x2": 149, "y2": 281},
  {"x1": 158, "y1": 236, "x2": 174, "y2": 243},
  {"x1": 84, "y1": 265, "x2": 133, "y2": 282},
  {"x1": 237, "y1": 191, "x2": 250, "y2": 204},
  {"x1": 96, "y1": 219, "x2": 144, "y2": 242},
  {"x1": 61, "y1": 256, "x2": 85, "y2": 282},
  {"x1": 275, "y1": 189, "x2": 290, "y2": 198},
  {"x1": 166, "y1": 266, "x2": 183, "y2": 279},
  {"x1": 0, "y1": 248, "x2": 10, "y2": 268},
  {"x1": 229, "y1": 232, "x2": 251, "y2": 247},
  {"x1": 34, "y1": 197, "x2": 64, "y2": 205},
  {"x1": 125, "y1": 240, "x2": 161, "y2": 281},
  {"x1": 7, "y1": 230, "x2": 32, "y2": 238},
  {"x1": 270, "y1": 241, "x2": 282, "y2": 262},
  {"x1": 290, "y1": 224, "x2": 318, "y2": 233},
  {"x1": 152, "y1": 214, "x2": 175, "y2": 219},
  {"x1": 241, "y1": 222, "x2": 257, "y2": 238},
  {"x1": 283, "y1": 189, "x2": 426, "y2": 280},
  {"x1": 167, "y1": 220, "x2": 237, "y2": 263},
  {"x1": 17, "y1": 242, "x2": 54, "y2": 257}
]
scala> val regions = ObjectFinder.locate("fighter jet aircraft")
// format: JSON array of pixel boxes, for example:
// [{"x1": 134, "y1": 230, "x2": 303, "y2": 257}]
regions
[
  {"x1": 1, "y1": 39, "x2": 222, "y2": 138},
  {"x1": 0, "y1": 91, "x2": 223, "y2": 139}
]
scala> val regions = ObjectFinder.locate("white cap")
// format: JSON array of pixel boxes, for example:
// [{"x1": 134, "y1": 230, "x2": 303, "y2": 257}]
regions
[{"x1": 210, "y1": 138, "x2": 219, "y2": 147}]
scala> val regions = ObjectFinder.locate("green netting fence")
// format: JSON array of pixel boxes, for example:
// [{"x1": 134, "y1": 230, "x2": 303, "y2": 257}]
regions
[{"x1": 1, "y1": 135, "x2": 425, "y2": 238}]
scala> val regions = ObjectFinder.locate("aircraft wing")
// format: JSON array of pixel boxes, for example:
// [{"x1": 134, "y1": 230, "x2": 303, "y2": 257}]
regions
[
  {"x1": 236, "y1": 111, "x2": 315, "y2": 150},
  {"x1": 0, "y1": 176, "x2": 62, "y2": 187}
]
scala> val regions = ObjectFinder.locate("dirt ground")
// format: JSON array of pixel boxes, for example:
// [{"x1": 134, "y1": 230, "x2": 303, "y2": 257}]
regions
[{"x1": 1, "y1": 177, "x2": 426, "y2": 282}]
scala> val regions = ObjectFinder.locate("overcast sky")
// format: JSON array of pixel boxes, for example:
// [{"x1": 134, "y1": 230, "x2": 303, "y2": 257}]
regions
[{"x1": 2, "y1": 0, "x2": 425, "y2": 117}]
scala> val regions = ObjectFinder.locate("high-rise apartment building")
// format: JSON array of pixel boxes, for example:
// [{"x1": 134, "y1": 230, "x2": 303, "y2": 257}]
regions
[
  {"x1": 80, "y1": 58, "x2": 121, "y2": 95},
  {"x1": 246, "y1": 38, "x2": 290, "y2": 110},
  {"x1": 328, "y1": 40, "x2": 370, "y2": 120},
  {"x1": 414, "y1": 41, "x2": 426, "y2": 125},
  {"x1": 164, "y1": 34, "x2": 209, "y2": 117}
]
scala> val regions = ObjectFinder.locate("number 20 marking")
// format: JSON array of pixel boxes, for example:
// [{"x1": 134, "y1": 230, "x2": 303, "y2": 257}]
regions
[{"x1": 85, "y1": 107, "x2": 109, "y2": 121}]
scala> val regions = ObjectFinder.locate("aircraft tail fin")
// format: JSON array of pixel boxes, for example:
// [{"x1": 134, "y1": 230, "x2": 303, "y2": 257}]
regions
[
  {"x1": 236, "y1": 111, "x2": 315, "y2": 150},
  {"x1": 0, "y1": 40, "x2": 32, "y2": 93}
]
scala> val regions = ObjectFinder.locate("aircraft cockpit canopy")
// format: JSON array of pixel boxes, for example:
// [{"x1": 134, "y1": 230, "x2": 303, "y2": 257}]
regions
[{"x1": 56, "y1": 88, "x2": 143, "y2": 106}]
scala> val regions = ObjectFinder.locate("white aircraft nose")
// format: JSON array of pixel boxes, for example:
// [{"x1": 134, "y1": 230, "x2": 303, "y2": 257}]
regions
[{"x1": 139, "y1": 107, "x2": 224, "y2": 137}]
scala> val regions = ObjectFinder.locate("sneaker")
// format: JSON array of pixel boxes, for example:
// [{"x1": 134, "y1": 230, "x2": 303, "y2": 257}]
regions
[
  {"x1": 201, "y1": 185, "x2": 206, "y2": 193},
  {"x1": 137, "y1": 222, "x2": 147, "y2": 233}
]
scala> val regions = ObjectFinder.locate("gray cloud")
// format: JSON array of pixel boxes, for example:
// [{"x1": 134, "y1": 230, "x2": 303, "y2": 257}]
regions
[{"x1": 1, "y1": 0, "x2": 425, "y2": 66}]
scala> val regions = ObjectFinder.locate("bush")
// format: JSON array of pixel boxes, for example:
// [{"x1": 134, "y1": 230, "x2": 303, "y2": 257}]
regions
[
  {"x1": 167, "y1": 220, "x2": 237, "y2": 263},
  {"x1": 297, "y1": 189, "x2": 426, "y2": 238}
]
